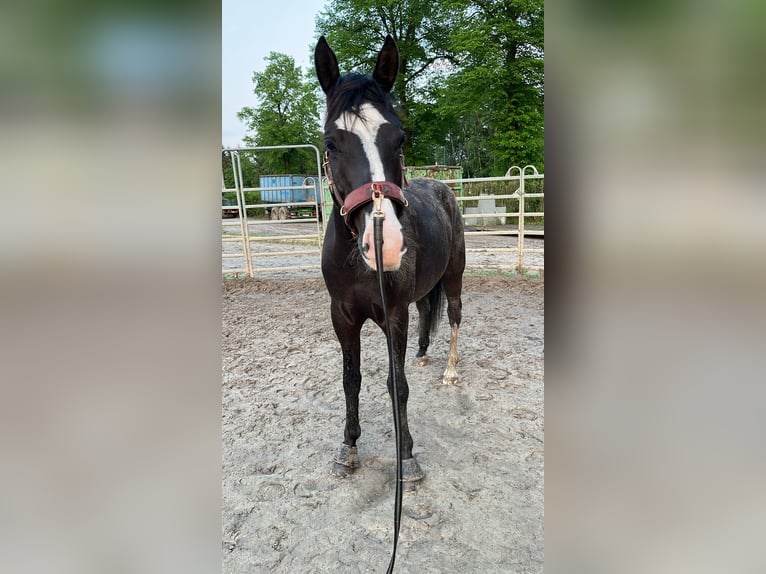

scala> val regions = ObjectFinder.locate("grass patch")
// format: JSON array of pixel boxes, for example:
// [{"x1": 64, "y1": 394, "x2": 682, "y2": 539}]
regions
[
  {"x1": 465, "y1": 268, "x2": 542, "y2": 279},
  {"x1": 222, "y1": 272, "x2": 248, "y2": 280}
]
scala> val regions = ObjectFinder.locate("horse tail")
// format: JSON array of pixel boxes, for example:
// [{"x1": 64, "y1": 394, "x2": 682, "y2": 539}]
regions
[{"x1": 426, "y1": 280, "x2": 446, "y2": 337}]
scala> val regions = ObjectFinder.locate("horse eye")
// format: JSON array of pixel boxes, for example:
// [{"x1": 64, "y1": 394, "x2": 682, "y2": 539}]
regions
[{"x1": 325, "y1": 140, "x2": 338, "y2": 153}]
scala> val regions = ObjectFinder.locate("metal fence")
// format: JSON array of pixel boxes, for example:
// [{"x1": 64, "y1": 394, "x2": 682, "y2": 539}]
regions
[
  {"x1": 222, "y1": 151, "x2": 543, "y2": 278},
  {"x1": 445, "y1": 165, "x2": 544, "y2": 274},
  {"x1": 222, "y1": 145, "x2": 323, "y2": 277}
]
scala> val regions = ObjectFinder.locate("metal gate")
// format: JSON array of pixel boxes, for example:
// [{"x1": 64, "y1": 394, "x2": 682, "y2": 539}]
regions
[
  {"x1": 221, "y1": 145, "x2": 324, "y2": 278},
  {"x1": 223, "y1": 151, "x2": 543, "y2": 278},
  {"x1": 444, "y1": 165, "x2": 544, "y2": 275}
]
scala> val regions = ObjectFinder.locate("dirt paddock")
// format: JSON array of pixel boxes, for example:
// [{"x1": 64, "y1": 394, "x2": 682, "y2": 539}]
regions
[{"x1": 222, "y1": 274, "x2": 544, "y2": 573}]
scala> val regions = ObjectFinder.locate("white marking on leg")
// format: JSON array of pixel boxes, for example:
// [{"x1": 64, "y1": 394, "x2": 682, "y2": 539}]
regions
[{"x1": 442, "y1": 324, "x2": 460, "y2": 385}]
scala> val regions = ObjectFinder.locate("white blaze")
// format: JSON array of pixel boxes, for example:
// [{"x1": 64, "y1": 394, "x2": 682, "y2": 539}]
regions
[
  {"x1": 334, "y1": 102, "x2": 388, "y2": 181},
  {"x1": 334, "y1": 102, "x2": 406, "y2": 271}
]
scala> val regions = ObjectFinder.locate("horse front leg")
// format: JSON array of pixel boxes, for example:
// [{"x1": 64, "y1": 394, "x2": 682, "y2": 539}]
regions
[
  {"x1": 330, "y1": 303, "x2": 363, "y2": 477},
  {"x1": 382, "y1": 306, "x2": 425, "y2": 485}
]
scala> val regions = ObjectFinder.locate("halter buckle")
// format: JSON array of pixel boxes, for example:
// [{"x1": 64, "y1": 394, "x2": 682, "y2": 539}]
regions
[{"x1": 371, "y1": 183, "x2": 385, "y2": 217}]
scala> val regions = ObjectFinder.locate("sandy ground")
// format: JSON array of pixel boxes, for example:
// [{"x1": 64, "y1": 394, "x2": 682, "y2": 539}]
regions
[{"x1": 222, "y1": 273, "x2": 544, "y2": 573}]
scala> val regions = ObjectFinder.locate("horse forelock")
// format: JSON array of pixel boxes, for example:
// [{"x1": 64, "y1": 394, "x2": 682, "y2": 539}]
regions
[{"x1": 324, "y1": 73, "x2": 398, "y2": 129}]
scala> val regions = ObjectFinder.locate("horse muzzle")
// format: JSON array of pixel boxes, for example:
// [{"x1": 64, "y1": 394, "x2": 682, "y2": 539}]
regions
[{"x1": 358, "y1": 200, "x2": 407, "y2": 271}]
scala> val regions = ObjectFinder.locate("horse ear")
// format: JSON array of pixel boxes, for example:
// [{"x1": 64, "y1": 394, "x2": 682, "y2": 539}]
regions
[
  {"x1": 315, "y1": 36, "x2": 340, "y2": 94},
  {"x1": 373, "y1": 34, "x2": 399, "y2": 93}
]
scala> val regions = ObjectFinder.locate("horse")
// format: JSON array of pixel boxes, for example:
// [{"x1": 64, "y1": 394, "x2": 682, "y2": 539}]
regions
[{"x1": 315, "y1": 34, "x2": 465, "y2": 484}]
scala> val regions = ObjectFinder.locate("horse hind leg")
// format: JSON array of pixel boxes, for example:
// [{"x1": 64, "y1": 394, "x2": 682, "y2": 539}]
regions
[
  {"x1": 414, "y1": 282, "x2": 445, "y2": 367},
  {"x1": 442, "y1": 322, "x2": 460, "y2": 385},
  {"x1": 414, "y1": 297, "x2": 431, "y2": 366},
  {"x1": 442, "y1": 279, "x2": 463, "y2": 385}
]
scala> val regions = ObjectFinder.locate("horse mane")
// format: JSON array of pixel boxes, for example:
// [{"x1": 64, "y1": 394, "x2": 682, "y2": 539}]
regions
[{"x1": 324, "y1": 72, "x2": 400, "y2": 128}]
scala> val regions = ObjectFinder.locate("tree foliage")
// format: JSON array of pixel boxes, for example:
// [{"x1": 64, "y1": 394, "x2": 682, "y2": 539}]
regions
[
  {"x1": 235, "y1": 1, "x2": 544, "y2": 179},
  {"x1": 437, "y1": 0, "x2": 544, "y2": 175},
  {"x1": 314, "y1": 0, "x2": 544, "y2": 176},
  {"x1": 237, "y1": 52, "x2": 322, "y2": 174},
  {"x1": 221, "y1": 147, "x2": 258, "y2": 189},
  {"x1": 314, "y1": 0, "x2": 459, "y2": 157}
]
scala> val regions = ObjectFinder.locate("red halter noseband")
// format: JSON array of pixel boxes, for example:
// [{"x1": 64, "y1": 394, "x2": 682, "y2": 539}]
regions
[{"x1": 323, "y1": 150, "x2": 409, "y2": 237}]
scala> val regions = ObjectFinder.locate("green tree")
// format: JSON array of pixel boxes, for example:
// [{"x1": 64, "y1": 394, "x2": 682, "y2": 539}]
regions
[
  {"x1": 237, "y1": 52, "x2": 322, "y2": 174},
  {"x1": 314, "y1": 0, "x2": 544, "y2": 175},
  {"x1": 315, "y1": 0, "x2": 458, "y2": 159},
  {"x1": 221, "y1": 147, "x2": 258, "y2": 189},
  {"x1": 436, "y1": 0, "x2": 544, "y2": 175}
]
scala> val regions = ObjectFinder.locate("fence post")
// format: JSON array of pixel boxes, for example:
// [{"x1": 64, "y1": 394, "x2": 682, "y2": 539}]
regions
[
  {"x1": 232, "y1": 151, "x2": 253, "y2": 277},
  {"x1": 222, "y1": 144, "x2": 325, "y2": 277},
  {"x1": 518, "y1": 169, "x2": 526, "y2": 274}
]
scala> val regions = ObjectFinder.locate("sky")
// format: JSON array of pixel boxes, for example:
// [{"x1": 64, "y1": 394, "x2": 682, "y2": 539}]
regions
[{"x1": 222, "y1": 0, "x2": 328, "y2": 148}]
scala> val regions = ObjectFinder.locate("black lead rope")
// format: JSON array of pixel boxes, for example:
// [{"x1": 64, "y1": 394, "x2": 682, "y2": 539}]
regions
[{"x1": 372, "y1": 213, "x2": 403, "y2": 574}]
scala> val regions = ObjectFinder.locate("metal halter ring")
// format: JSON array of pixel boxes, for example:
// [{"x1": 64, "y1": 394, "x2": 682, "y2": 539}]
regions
[{"x1": 371, "y1": 183, "x2": 385, "y2": 216}]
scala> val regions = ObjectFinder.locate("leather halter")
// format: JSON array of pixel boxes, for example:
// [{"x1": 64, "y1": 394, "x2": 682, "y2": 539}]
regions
[{"x1": 323, "y1": 150, "x2": 409, "y2": 237}]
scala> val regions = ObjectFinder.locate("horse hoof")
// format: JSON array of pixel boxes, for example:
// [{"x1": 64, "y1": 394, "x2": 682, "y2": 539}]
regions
[
  {"x1": 415, "y1": 356, "x2": 429, "y2": 367},
  {"x1": 442, "y1": 369, "x2": 460, "y2": 385},
  {"x1": 331, "y1": 462, "x2": 355, "y2": 478},
  {"x1": 403, "y1": 481, "x2": 418, "y2": 493},
  {"x1": 332, "y1": 444, "x2": 360, "y2": 477},
  {"x1": 401, "y1": 457, "x2": 424, "y2": 483}
]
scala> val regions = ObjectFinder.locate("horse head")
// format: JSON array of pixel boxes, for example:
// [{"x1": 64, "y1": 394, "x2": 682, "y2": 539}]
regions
[{"x1": 315, "y1": 35, "x2": 408, "y2": 272}]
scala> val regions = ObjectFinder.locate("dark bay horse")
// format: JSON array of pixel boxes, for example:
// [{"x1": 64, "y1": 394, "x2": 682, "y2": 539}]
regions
[{"x1": 315, "y1": 35, "x2": 465, "y2": 483}]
